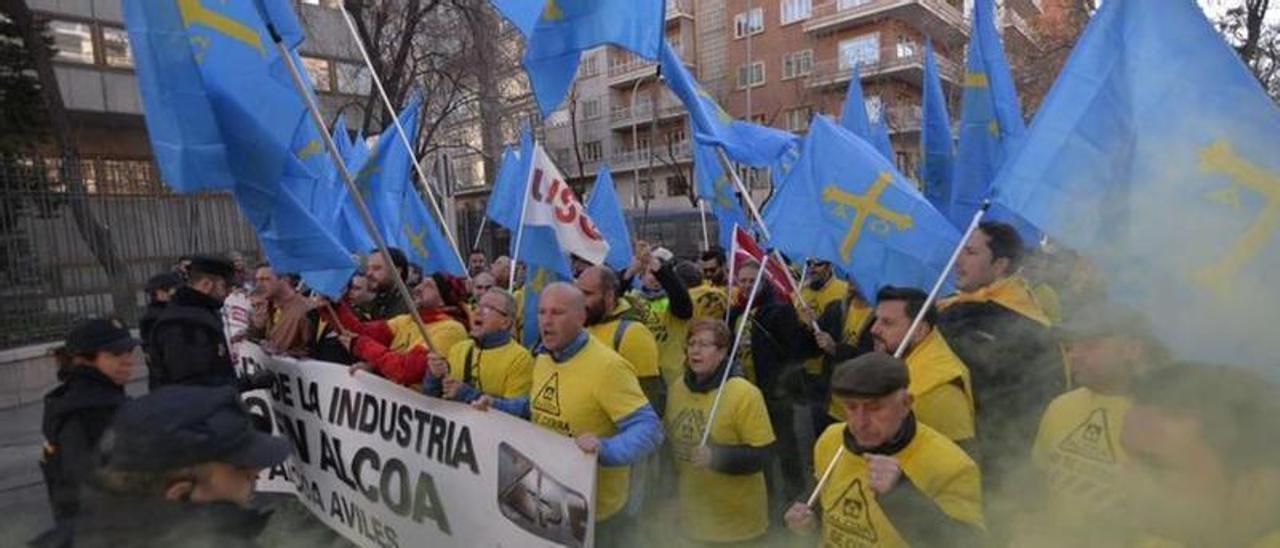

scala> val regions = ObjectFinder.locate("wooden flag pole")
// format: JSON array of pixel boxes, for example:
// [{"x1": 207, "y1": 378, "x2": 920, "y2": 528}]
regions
[{"x1": 699, "y1": 254, "x2": 769, "y2": 447}]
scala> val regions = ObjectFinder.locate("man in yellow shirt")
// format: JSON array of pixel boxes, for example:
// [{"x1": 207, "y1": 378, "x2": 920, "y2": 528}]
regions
[
  {"x1": 786, "y1": 353, "x2": 985, "y2": 547},
  {"x1": 473, "y1": 283, "x2": 664, "y2": 545},
  {"x1": 799, "y1": 260, "x2": 849, "y2": 377},
  {"x1": 577, "y1": 266, "x2": 665, "y2": 413},
  {"x1": 423, "y1": 288, "x2": 533, "y2": 401},
  {"x1": 1022, "y1": 303, "x2": 1169, "y2": 545},
  {"x1": 868, "y1": 286, "x2": 976, "y2": 446},
  {"x1": 937, "y1": 221, "x2": 1065, "y2": 495}
]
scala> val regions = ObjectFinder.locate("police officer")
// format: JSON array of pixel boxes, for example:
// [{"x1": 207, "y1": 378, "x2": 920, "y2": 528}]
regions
[
  {"x1": 146, "y1": 255, "x2": 243, "y2": 389},
  {"x1": 38, "y1": 317, "x2": 140, "y2": 533},
  {"x1": 71, "y1": 385, "x2": 292, "y2": 547}
]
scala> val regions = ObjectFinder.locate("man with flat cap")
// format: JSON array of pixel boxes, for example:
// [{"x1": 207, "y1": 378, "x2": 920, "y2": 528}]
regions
[
  {"x1": 785, "y1": 352, "x2": 985, "y2": 547},
  {"x1": 146, "y1": 255, "x2": 244, "y2": 389},
  {"x1": 70, "y1": 385, "x2": 292, "y2": 547}
]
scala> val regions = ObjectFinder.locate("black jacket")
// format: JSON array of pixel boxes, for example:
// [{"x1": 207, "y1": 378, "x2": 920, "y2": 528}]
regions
[
  {"x1": 728, "y1": 285, "x2": 810, "y2": 400},
  {"x1": 137, "y1": 301, "x2": 166, "y2": 362},
  {"x1": 937, "y1": 300, "x2": 1065, "y2": 488},
  {"x1": 366, "y1": 287, "x2": 409, "y2": 321},
  {"x1": 39, "y1": 367, "x2": 127, "y2": 524},
  {"x1": 146, "y1": 287, "x2": 233, "y2": 389},
  {"x1": 71, "y1": 489, "x2": 270, "y2": 548}
]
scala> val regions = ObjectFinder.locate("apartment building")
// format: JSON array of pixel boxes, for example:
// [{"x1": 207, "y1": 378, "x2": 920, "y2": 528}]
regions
[
  {"x1": 28, "y1": 0, "x2": 371, "y2": 181},
  {"x1": 722, "y1": 0, "x2": 1046, "y2": 178}
]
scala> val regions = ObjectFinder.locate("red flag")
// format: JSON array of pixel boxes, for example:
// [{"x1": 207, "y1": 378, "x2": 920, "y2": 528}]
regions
[{"x1": 729, "y1": 225, "x2": 795, "y2": 302}]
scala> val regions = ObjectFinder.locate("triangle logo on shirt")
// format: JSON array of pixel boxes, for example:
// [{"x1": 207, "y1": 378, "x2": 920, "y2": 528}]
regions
[
  {"x1": 533, "y1": 372, "x2": 561, "y2": 416},
  {"x1": 1058, "y1": 408, "x2": 1117, "y2": 464},
  {"x1": 828, "y1": 478, "x2": 878, "y2": 543}
]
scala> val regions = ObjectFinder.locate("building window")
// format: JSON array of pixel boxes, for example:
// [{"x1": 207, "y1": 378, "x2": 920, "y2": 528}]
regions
[
  {"x1": 838, "y1": 0, "x2": 874, "y2": 9},
  {"x1": 547, "y1": 108, "x2": 571, "y2": 128},
  {"x1": 865, "y1": 95, "x2": 884, "y2": 123},
  {"x1": 897, "y1": 35, "x2": 919, "y2": 59},
  {"x1": 100, "y1": 26, "x2": 132, "y2": 68},
  {"x1": 738, "y1": 166, "x2": 767, "y2": 190},
  {"x1": 733, "y1": 8, "x2": 764, "y2": 38},
  {"x1": 582, "y1": 98, "x2": 601, "y2": 120},
  {"x1": 781, "y1": 0, "x2": 812, "y2": 24},
  {"x1": 736, "y1": 61, "x2": 766, "y2": 89},
  {"x1": 302, "y1": 57, "x2": 332, "y2": 92},
  {"x1": 838, "y1": 33, "x2": 881, "y2": 70},
  {"x1": 579, "y1": 54, "x2": 600, "y2": 77},
  {"x1": 50, "y1": 20, "x2": 94, "y2": 64},
  {"x1": 782, "y1": 49, "x2": 813, "y2": 80},
  {"x1": 336, "y1": 63, "x2": 372, "y2": 95},
  {"x1": 639, "y1": 178, "x2": 655, "y2": 199},
  {"x1": 666, "y1": 175, "x2": 689, "y2": 196},
  {"x1": 786, "y1": 107, "x2": 813, "y2": 132},
  {"x1": 553, "y1": 148, "x2": 572, "y2": 167},
  {"x1": 582, "y1": 141, "x2": 603, "y2": 162}
]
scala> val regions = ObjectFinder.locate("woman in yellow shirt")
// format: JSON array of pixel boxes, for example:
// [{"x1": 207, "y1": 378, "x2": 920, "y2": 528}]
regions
[{"x1": 664, "y1": 319, "x2": 776, "y2": 544}]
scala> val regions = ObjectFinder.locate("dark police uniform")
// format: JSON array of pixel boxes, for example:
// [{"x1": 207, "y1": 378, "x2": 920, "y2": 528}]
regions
[{"x1": 146, "y1": 257, "x2": 236, "y2": 388}]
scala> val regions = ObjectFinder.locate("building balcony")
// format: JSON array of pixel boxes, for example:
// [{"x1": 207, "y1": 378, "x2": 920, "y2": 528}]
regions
[
  {"x1": 806, "y1": 0, "x2": 968, "y2": 45},
  {"x1": 882, "y1": 105, "x2": 924, "y2": 134},
  {"x1": 607, "y1": 55, "x2": 660, "y2": 88},
  {"x1": 806, "y1": 49, "x2": 962, "y2": 91},
  {"x1": 609, "y1": 98, "x2": 687, "y2": 129},
  {"x1": 1006, "y1": 0, "x2": 1044, "y2": 17},
  {"x1": 610, "y1": 141, "x2": 693, "y2": 172},
  {"x1": 999, "y1": 7, "x2": 1040, "y2": 49},
  {"x1": 667, "y1": 0, "x2": 695, "y2": 21}
]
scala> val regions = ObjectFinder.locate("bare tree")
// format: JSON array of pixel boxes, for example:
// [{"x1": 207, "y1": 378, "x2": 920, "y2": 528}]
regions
[{"x1": 1215, "y1": 0, "x2": 1280, "y2": 101}]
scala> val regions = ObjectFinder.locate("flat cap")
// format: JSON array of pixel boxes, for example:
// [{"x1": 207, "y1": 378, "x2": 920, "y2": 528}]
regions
[{"x1": 831, "y1": 352, "x2": 910, "y2": 398}]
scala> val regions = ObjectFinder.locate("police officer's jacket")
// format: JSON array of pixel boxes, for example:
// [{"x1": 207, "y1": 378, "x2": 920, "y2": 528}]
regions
[
  {"x1": 40, "y1": 366, "x2": 127, "y2": 524},
  {"x1": 146, "y1": 286, "x2": 234, "y2": 388}
]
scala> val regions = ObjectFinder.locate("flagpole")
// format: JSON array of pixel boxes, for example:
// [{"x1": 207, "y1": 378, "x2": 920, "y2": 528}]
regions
[
  {"x1": 472, "y1": 216, "x2": 488, "y2": 252},
  {"x1": 803, "y1": 201, "x2": 989, "y2": 508},
  {"x1": 268, "y1": 26, "x2": 441, "y2": 357},
  {"x1": 339, "y1": 6, "x2": 468, "y2": 279},
  {"x1": 699, "y1": 254, "x2": 768, "y2": 447},
  {"x1": 508, "y1": 145, "x2": 536, "y2": 291},
  {"x1": 697, "y1": 198, "x2": 711, "y2": 252},
  {"x1": 713, "y1": 146, "x2": 772, "y2": 241}
]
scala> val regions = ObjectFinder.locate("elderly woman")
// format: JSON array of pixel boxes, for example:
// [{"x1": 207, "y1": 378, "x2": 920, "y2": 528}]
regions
[{"x1": 664, "y1": 319, "x2": 775, "y2": 544}]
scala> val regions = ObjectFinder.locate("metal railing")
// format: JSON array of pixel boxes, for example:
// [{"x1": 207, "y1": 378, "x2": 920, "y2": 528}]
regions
[
  {"x1": 0, "y1": 156, "x2": 259, "y2": 350},
  {"x1": 808, "y1": 0, "x2": 966, "y2": 33},
  {"x1": 806, "y1": 49, "x2": 963, "y2": 88}
]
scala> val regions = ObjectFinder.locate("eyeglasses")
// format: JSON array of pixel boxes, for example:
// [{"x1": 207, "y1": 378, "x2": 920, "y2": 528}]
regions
[{"x1": 479, "y1": 304, "x2": 511, "y2": 318}]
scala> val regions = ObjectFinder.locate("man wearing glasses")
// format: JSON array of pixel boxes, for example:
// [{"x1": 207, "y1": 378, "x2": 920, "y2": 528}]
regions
[{"x1": 423, "y1": 288, "x2": 534, "y2": 402}]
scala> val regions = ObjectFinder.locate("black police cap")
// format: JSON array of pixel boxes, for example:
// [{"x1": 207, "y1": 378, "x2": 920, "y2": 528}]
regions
[
  {"x1": 100, "y1": 385, "x2": 290, "y2": 472},
  {"x1": 144, "y1": 272, "x2": 183, "y2": 294},
  {"x1": 188, "y1": 255, "x2": 236, "y2": 282},
  {"x1": 65, "y1": 317, "x2": 140, "y2": 354},
  {"x1": 830, "y1": 352, "x2": 910, "y2": 399}
]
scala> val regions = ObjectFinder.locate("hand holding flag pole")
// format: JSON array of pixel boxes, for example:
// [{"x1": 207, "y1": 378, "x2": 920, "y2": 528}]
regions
[
  {"x1": 267, "y1": 22, "x2": 442, "y2": 356},
  {"x1": 699, "y1": 254, "x2": 770, "y2": 448},
  {"x1": 338, "y1": 5, "x2": 468, "y2": 278},
  {"x1": 803, "y1": 201, "x2": 991, "y2": 508}
]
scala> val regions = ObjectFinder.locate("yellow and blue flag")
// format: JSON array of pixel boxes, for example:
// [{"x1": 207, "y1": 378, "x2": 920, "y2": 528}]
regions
[
  {"x1": 660, "y1": 41, "x2": 800, "y2": 167},
  {"x1": 920, "y1": 41, "x2": 955, "y2": 214},
  {"x1": 360, "y1": 94, "x2": 423, "y2": 245},
  {"x1": 839, "y1": 61, "x2": 873, "y2": 142},
  {"x1": 950, "y1": 0, "x2": 1024, "y2": 228},
  {"x1": 486, "y1": 134, "x2": 528, "y2": 231},
  {"x1": 871, "y1": 119, "x2": 895, "y2": 163},
  {"x1": 124, "y1": 0, "x2": 355, "y2": 296},
  {"x1": 694, "y1": 140, "x2": 752, "y2": 249},
  {"x1": 491, "y1": 0, "x2": 666, "y2": 116},
  {"x1": 992, "y1": 0, "x2": 1280, "y2": 368},
  {"x1": 584, "y1": 165, "x2": 634, "y2": 271},
  {"x1": 764, "y1": 115, "x2": 960, "y2": 295}
]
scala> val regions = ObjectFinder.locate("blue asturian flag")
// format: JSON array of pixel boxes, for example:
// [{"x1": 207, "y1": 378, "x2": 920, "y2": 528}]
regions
[
  {"x1": 124, "y1": 0, "x2": 354, "y2": 296},
  {"x1": 765, "y1": 116, "x2": 960, "y2": 296},
  {"x1": 487, "y1": 135, "x2": 529, "y2": 230},
  {"x1": 358, "y1": 94, "x2": 423, "y2": 245},
  {"x1": 694, "y1": 139, "x2": 752, "y2": 249},
  {"x1": 491, "y1": 0, "x2": 666, "y2": 116},
  {"x1": 584, "y1": 165, "x2": 634, "y2": 271},
  {"x1": 920, "y1": 40, "x2": 955, "y2": 215},
  {"x1": 659, "y1": 41, "x2": 800, "y2": 168},
  {"x1": 991, "y1": 0, "x2": 1280, "y2": 370}
]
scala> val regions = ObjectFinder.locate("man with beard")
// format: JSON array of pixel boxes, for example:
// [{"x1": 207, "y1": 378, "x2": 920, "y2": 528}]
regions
[
  {"x1": 577, "y1": 266, "x2": 665, "y2": 413},
  {"x1": 467, "y1": 250, "x2": 489, "y2": 278},
  {"x1": 363, "y1": 248, "x2": 411, "y2": 320}
]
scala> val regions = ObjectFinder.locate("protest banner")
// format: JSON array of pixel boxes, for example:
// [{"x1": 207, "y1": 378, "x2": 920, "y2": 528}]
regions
[{"x1": 236, "y1": 343, "x2": 597, "y2": 548}]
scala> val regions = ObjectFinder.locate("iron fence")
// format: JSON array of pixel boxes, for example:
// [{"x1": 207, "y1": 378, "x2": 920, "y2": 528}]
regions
[{"x1": 0, "y1": 156, "x2": 259, "y2": 350}]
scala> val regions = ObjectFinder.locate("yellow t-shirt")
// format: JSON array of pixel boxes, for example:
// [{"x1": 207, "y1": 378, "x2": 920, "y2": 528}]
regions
[
  {"x1": 1032, "y1": 283, "x2": 1063, "y2": 325},
  {"x1": 586, "y1": 302, "x2": 661, "y2": 380},
  {"x1": 444, "y1": 338, "x2": 534, "y2": 399},
  {"x1": 813, "y1": 422, "x2": 985, "y2": 547},
  {"x1": 529, "y1": 336, "x2": 650, "y2": 521},
  {"x1": 665, "y1": 377, "x2": 775, "y2": 542},
  {"x1": 386, "y1": 315, "x2": 468, "y2": 356},
  {"x1": 1031, "y1": 387, "x2": 1135, "y2": 538},
  {"x1": 633, "y1": 295, "x2": 690, "y2": 387},
  {"x1": 801, "y1": 279, "x2": 850, "y2": 375}
]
